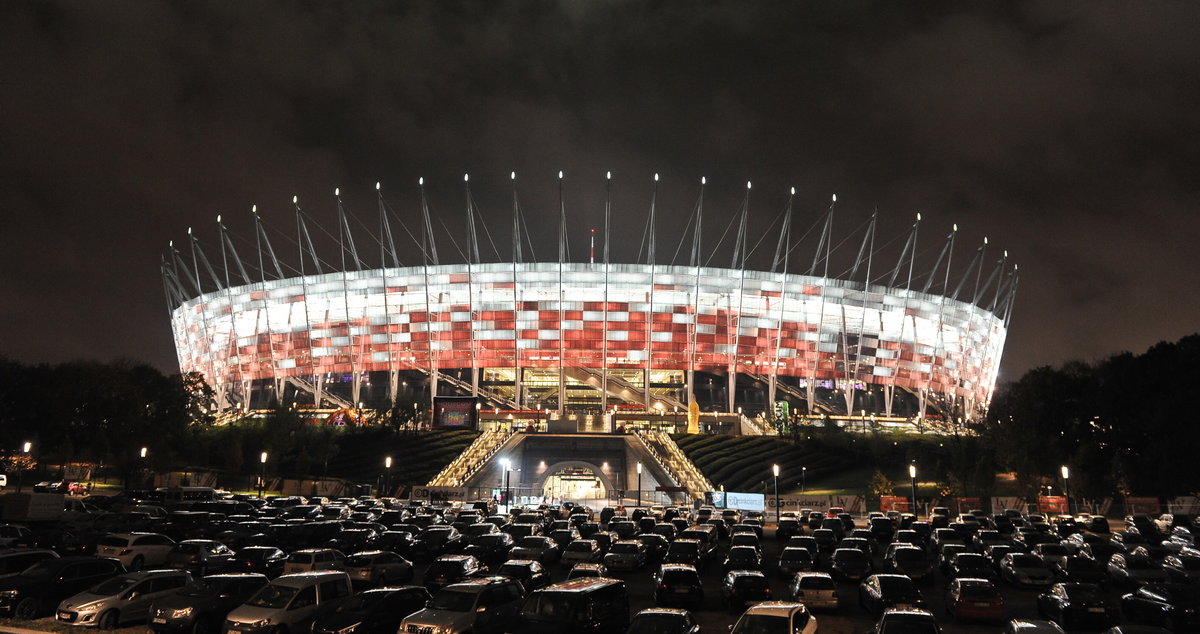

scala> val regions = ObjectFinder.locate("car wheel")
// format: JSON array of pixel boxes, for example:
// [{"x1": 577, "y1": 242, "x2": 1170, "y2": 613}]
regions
[
  {"x1": 13, "y1": 597, "x2": 40, "y2": 620},
  {"x1": 98, "y1": 609, "x2": 120, "y2": 630},
  {"x1": 130, "y1": 555, "x2": 144, "y2": 571}
]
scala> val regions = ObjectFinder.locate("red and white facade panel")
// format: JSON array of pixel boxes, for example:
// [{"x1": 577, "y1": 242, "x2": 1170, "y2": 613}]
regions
[{"x1": 172, "y1": 263, "x2": 1007, "y2": 405}]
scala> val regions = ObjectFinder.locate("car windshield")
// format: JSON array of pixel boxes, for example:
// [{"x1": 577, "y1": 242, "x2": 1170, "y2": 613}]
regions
[
  {"x1": 880, "y1": 617, "x2": 940, "y2": 634},
  {"x1": 428, "y1": 560, "x2": 464, "y2": 575},
  {"x1": 895, "y1": 550, "x2": 925, "y2": 562},
  {"x1": 956, "y1": 554, "x2": 986, "y2": 566},
  {"x1": 566, "y1": 542, "x2": 594, "y2": 552},
  {"x1": 610, "y1": 543, "x2": 639, "y2": 554},
  {"x1": 497, "y1": 564, "x2": 529, "y2": 577},
  {"x1": 180, "y1": 578, "x2": 225, "y2": 598},
  {"x1": 344, "y1": 555, "x2": 378, "y2": 567},
  {"x1": 835, "y1": 550, "x2": 866, "y2": 562},
  {"x1": 1126, "y1": 557, "x2": 1157, "y2": 570},
  {"x1": 959, "y1": 584, "x2": 999, "y2": 598},
  {"x1": 1040, "y1": 545, "x2": 1068, "y2": 555},
  {"x1": 98, "y1": 536, "x2": 130, "y2": 548},
  {"x1": 19, "y1": 561, "x2": 60, "y2": 580},
  {"x1": 661, "y1": 570, "x2": 699, "y2": 584},
  {"x1": 90, "y1": 576, "x2": 139, "y2": 596},
  {"x1": 474, "y1": 535, "x2": 507, "y2": 546},
  {"x1": 1065, "y1": 585, "x2": 1104, "y2": 601},
  {"x1": 430, "y1": 589, "x2": 477, "y2": 611},
  {"x1": 518, "y1": 537, "x2": 547, "y2": 548},
  {"x1": 732, "y1": 614, "x2": 789, "y2": 634},
  {"x1": 1012, "y1": 555, "x2": 1045, "y2": 568},
  {"x1": 782, "y1": 549, "x2": 811, "y2": 561},
  {"x1": 247, "y1": 584, "x2": 298, "y2": 608},
  {"x1": 799, "y1": 576, "x2": 835, "y2": 590},
  {"x1": 627, "y1": 613, "x2": 685, "y2": 634},
  {"x1": 669, "y1": 542, "x2": 698, "y2": 554},
  {"x1": 287, "y1": 553, "x2": 313, "y2": 563},
  {"x1": 175, "y1": 543, "x2": 207, "y2": 554}
]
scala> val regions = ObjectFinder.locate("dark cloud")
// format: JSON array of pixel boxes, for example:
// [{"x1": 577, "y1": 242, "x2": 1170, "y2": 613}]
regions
[{"x1": 1, "y1": 1, "x2": 1198, "y2": 381}]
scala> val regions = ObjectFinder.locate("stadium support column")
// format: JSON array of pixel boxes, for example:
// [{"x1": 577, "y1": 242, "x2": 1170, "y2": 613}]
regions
[
  {"x1": 769, "y1": 189, "x2": 796, "y2": 415},
  {"x1": 511, "y1": 172, "x2": 523, "y2": 409},
  {"x1": 644, "y1": 174, "x2": 658, "y2": 415},
  {"x1": 687, "y1": 178, "x2": 705, "y2": 414},
  {"x1": 601, "y1": 172, "x2": 612, "y2": 417},
  {"x1": 557, "y1": 171, "x2": 567, "y2": 415}
]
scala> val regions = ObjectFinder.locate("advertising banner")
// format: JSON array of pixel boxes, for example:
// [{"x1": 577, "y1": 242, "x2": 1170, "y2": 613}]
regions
[
  {"x1": 1124, "y1": 496, "x2": 1161, "y2": 515},
  {"x1": 1038, "y1": 496, "x2": 1068, "y2": 514},
  {"x1": 705, "y1": 491, "x2": 765, "y2": 511},
  {"x1": 433, "y1": 396, "x2": 479, "y2": 430},
  {"x1": 411, "y1": 486, "x2": 469, "y2": 502},
  {"x1": 766, "y1": 495, "x2": 866, "y2": 514},
  {"x1": 880, "y1": 496, "x2": 911, "y2": 512}
]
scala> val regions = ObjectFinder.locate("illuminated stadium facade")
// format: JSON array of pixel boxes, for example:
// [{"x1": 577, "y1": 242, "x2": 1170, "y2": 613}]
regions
[{"x1": 163, "y1": 177, "x2": 1018, "y2": 424}]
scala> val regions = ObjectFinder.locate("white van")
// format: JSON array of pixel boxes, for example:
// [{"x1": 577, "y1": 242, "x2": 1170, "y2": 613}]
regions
[{"x1": 222, "y1": 571, "x2": 352, "y2": 634}]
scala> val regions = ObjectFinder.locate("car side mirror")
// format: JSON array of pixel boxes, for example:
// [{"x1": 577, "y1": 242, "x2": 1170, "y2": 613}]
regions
[{"x1": 476, "y1": 606, "x2": 487, "y2": 613}]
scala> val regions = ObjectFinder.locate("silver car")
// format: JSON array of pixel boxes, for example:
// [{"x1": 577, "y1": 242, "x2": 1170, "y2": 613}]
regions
[
  {"x1": 222, "y1": 571, "x2": 353, "y2": 634},
  {"x1": 56, "y1": 569, "x2": 191, "y2": 628},
  {"x1": 603, "y1": 540, "x2": 648, "y2": 571},
  {"x1": 400, "y1": 577, "x2": 525, "y2": 634}
]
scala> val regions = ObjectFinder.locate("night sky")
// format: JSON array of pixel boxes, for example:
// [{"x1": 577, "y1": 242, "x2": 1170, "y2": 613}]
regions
[{"x1": 3, "y1": 1, "x2": 1199, "y2": 385}]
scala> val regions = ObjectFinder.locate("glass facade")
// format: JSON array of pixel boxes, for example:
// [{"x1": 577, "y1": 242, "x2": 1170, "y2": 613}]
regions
[{"x1": 172, "y1": 262, "x2": 1007, "y2": 411}]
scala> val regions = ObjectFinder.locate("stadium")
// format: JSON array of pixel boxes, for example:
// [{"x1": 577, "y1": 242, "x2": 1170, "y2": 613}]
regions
[{"x1": 162, "y1": 176, "x2": 1017, "y2": 431}]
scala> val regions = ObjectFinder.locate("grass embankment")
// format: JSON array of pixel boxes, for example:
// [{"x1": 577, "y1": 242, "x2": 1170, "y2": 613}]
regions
[
  {"x1": 672, "y1": 434, "x2": 850, "y2": 495},
  {"x1": 324, "y1": 428, "x2": 481, "y2": 485}
]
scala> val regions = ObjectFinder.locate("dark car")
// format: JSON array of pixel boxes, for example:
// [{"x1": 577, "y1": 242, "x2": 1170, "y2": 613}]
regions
[
  {"x1": 776, "y1": 519, "x2": 802, "y2": 541},
  {"x1": 1121, "y1": 584, "x2": 1200, "y2": 632},
  {"x1": 653, "y1": 564, "x2": 705, "y2": 609},
  {"x1": 664, "y1": 539, "x2": 708, "y2": 569},
  {"x1": 311, "y1": 585, "x2": 431, "y2": 634},
  {"x1": 462, "y1": 533, "x2": 515, "y2": 567},
  {"x1": 410, "y1": 526, "x2": 464, "y2": 561},
  {"x1": 885, "y1": 546, "x2": 934, "y2": 582},
  {"x1": 869, "y1": 517, "x2": 897, "y2": 544},
  {"x1": 1163, "y1": 554, "x2": 1200, "y2": 584},
  {"x1": 721, "y1": 570, "x2": 774, "y2": 612},
  {"x1": 948, "y1": 552, "x2": 999, "y2": 582},
  {"x1": 0, "y1": 556, "x2": 125, "y2": 619},
  {"x1": 638, "y1": 534, "x2": 670, "y2": 561},
  {"x1": 627, "y1": 607, "x2": 700, "y2": 634},
  {"x1": 831, "y1": 547, "x2": 872, "y2": 582},
  {"x1": 1053, "y1": 555, "x2": 1109, "y2": 585},
  {"x1": 325, "y1": 529, "x2": 378, "y2": 554},
  {"x1": 1036, "y1": 582, "x2": 1119, "y2": 630},
  {"x1": 945, "y1": 578, "x2": 1006, "y2": 623},
  {"x1": 230, "y1": 546, "x2": 287, "y2": 578},
  {"x1": 11, "y1": 528, "x2": 93, "y2": 556},
  {"x1": 778, "y1": 547, "x2": 815, "y2": 577},
  {"x1": 1108, "y1": 552, "x2": 1168, "y2": 589},
  {"x1": 148, "y1": 573, "x2": 268, "y2": 633},
  {"x1": 422, "y1": 555, "x2": 486, "y2": 593},
  {"x1": 723, "y1": 545, "x2": 763, "y2": 572},
  {"x1": 495, "y1": 559, "x2": 551, "y2": 592},
  {"x1": 368, "y1": 531, "x2": 414, "y2": 556},
  {"x1": 859, "y1": 574, "x2": 926, "y2": 616},
  {"x1": 166, "y1": 539, "x2": 236, "y2": 575},
  {"x1": 868, "y1": 607, "x2": 942, "y2": 634}
]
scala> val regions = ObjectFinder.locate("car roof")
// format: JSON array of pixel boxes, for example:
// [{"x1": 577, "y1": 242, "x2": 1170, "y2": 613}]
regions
[
  {"x1": 272, "y1": 571, "x2": 349, "y2": 586},
  {"x1": 1008, "y1": 619, "x2": 1067, "y2": 633},
  {"x1": 742, "y1": 601, "x2": 806, "y2": 617}
]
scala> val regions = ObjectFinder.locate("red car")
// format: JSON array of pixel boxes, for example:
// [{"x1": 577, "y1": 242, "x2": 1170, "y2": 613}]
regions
[{"x1": 946, "y1": 578, "x2": 1007, "y2": 623}]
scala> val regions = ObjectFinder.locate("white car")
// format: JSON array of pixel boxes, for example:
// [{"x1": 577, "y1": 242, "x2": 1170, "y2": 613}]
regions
[
  {"x1": 0, "y1": 525, "x2": 30, "y2": 548},
  {"x1": 731, "y1": 601, "x2": 818, "y2": 634},
  {"x1": 602, "y1": 541, "x2": 648, "y2": 571},
  {"x1": 561, "y1": 540, "x2": 601, "y2": 566},
  {"x1": 95, "y1": 532, "x2": 176, "y2": 570},
  {"x1": 789, "y1": 572, "x2": 839, "y2": 611}
]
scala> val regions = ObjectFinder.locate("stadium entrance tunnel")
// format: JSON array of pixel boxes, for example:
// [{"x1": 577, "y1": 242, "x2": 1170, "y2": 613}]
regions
[{"x1": 540, "y1": 464, "x2": 609, "y2": 502}]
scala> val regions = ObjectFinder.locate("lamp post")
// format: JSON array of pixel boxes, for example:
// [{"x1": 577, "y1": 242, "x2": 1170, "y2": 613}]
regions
[
  {"x1": 772, "y1": 464, "x2": 780, "y2": 525},
  {"x1": 384, "y1": 456, "x2": 392, "y2": 497},
  {"x1": 258, "y1": 451, "x2": 268, "y2": 498},
  {"x1": 802, "y1": 466, "x2": 807, "y2": 494},
  {"x1": 501, "y1": 458, "x2": 511, "y2": 514},
  {"x1": 636, "y1": 462, "x2": 642, "y2": 509},
  {"x1": 1061, "y1": 465, "x2": 1070, "y2": 516},
  {"x1": 16, "y1": 442, "x2": 31, "y2": 493},
  {"x1": 909, "y1": 462, "x2": 918, "y2": 518}
]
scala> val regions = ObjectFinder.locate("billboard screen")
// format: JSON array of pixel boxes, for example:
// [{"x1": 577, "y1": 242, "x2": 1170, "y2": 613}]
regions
[{"x1": 433, "y1": 396, "x2": 479, "y2": 430}]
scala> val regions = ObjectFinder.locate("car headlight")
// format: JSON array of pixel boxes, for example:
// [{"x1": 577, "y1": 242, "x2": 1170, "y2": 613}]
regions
[
  {"x1": 172, "y1": 607, "x2": 194, "y2": 619},
  {"x1": 336, "y1": 624, "x2": 360, "y2": 634},
  {"x1": 0, "y1": 591, "x2": 19, "y2": 598},
  {"x1": 75, "y1": 602, "x2": 101, "y2": 614},
  {"x1": 246, "y1": 619, "x2": 271, "y2": 628}
]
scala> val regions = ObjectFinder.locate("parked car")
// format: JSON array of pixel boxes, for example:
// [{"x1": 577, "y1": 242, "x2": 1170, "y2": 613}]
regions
[
  {"x1": 868, "y1": 607, "x2": 942, "y2": 634},
  {"x1": 859, "y1": 574, "x2": 926, "y2": 616},
  {"x1": 518, "y1": 577, "x2": 629, "y2": 634},
  {"x1": 0, "y1": 549, "x2": 58, "y2": 579},
  {"x1": 1000, "y1": 553, "x2": 1057, "y2": 588},
  {"x1": 561, "y1": 539, "x2": 602, "y2": 567},
  {"x1": 461, "y1": 533, "x2": 514, "y2": 567},
  {"x1": 603, "y1": 540, "x2": 648, "y2": 571},
  {"x1": 1052, "y1": 555, "x2": 1109, "y2": 585},
  {"x1": 652, "y1": 564, "x2": 705, "y2": 609},
  {"x1": 0, "y1": 556, "x2": 126, "y2": 619},
  {"x1": 664, "y1": 539, "x2": 709, "y2": 570},
  {"x1": 399, "y1": 577, "x2": 525, "y2": 634},
  {"x1": 510, "y1": 536, "x2": 561, "y2": 565},
  {"x1": 721, "y1": 569, "x2": 774, "y2": 612},
  {"x1": 1108, "y1": 551, "x2": 1168, "y2": 588},
  {"x1": 723, "y1": 545, "x2": 763, "y2": 572},
  {"x1": 1163, "y1": 554, "x2": 1200, "y2": 583},
  {"x1": 831, "y1": 547, "x2": 872, "y2": 582},
  {"x1": 1002, "y1": 618, "x2": 1067, "y2": 634},
  {"x1": 948, "y1": 552, "x2": 999, "y2": 582},
  {"x1": 778, "y1": 547, "x2": 816, "y2": 577},
  {"x1": 230, "y1": 546, "x2": 287, "y2": 578},
  {"x1": 626, "y1": 607, "x2": 700, "y2": 634},
  {"x1": 96, "y1": 532, "x2": 176, "y2": 571},
  {"x1": 342, "y1": 550, "x2": 413, "y2": 586},
  {"x1": 56, "y1": 569, "x2": 191, "y2": 628},
  {"x1": 788, "y1": 572, "x2": 838, "y2": 611},
  {"x1": 731, "y1": 601, "x2": 817, "y2": 634},
  {"x1": 493, "y1": 559, "x2": 551, "y2": 592},
  {"x1": 1120, "y1": 584, "x2": 1200, "y2": 632},
  {"x1": 166, "y1": 540, "x2": 236, "y2": 575},
  {"x1": 566, "y1": 563, "x2": 608, "y2": 579},
  {"x1": 148, "y1": 573, "x2": 268, "y2": 634},
  {"x1": 885, "y1": 545, "x2": 934, "y2": 582},
  {"x1": 945, "y1": 577, "x2": 1006, "y2": 623},
  {"x1": 422, "y1": 554, "x2": 486, "y2": 593},
  {"x1": 222, "y1": 570, "x2": 354, "y2": 634},
  {"x1": 1036, "y1": 582, "x2": 1119, "y2": 630},
  {"x1": 283, "y1": 548, "x2": 346, "y2": 575}
]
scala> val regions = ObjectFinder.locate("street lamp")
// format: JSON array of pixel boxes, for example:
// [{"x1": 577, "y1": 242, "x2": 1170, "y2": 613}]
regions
[
  {"x1": 258, "y1": 451, "x2": 268, "y2": 498},
  {"x1": 909, "y1": 462, "x2": 918, "y2": 518},
  {"x1": 16, "y1": 442, "x2": 31, "y2": 493},
  {"x1": 636, "y1": 462, "x2": 643, "y2": 509},
  {"x1": 802, "y1": 466, "x2": 807, "y2": 494},
  {"x1": 772, "y1": 464, "x2": 780, "y2": 524},
  {"x1": 1061, "y1": 465, "x2": 1070, "y2": 515},
  {"x1": 384, "y1": 456, "x2": 393, "y2": 497},
  {"x1": 500, "y1": 458, "x2": 511, "y2": 514},
  {"x1": 139, "y1": 446, "x2": 148, "y2": 459}
]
